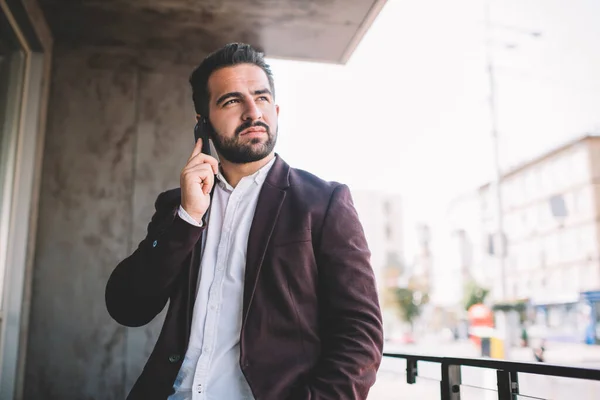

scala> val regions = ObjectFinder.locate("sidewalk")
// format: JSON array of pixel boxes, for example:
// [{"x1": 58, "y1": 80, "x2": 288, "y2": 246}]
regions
[
  {"x1": 385, "y1": 337, "x2": 600, "y2": 366},
  {"x1": 509, "y1": 341, "x2": 600, "y2": 367}
]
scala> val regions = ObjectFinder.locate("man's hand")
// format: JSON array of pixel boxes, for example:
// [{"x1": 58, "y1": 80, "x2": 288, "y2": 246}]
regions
[{"x1": 180, "y1": 138, "x2": 219, "y2": 223}]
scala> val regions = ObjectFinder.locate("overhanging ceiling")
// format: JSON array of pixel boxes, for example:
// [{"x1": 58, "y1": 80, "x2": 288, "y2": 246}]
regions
[{"x1": 37, "y1": 0, "x2": 388, "y2": 64}]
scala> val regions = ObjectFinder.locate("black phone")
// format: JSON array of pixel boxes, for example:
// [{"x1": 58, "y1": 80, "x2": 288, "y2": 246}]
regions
[
  {"x1": 194, "y1": 117, "x2": 212, "y2": 156},
  {"x1": 194, "y1": 117, "x2": 214, "y2": 235}
]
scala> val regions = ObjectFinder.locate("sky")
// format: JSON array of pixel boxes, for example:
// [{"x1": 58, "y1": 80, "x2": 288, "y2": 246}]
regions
[{"x1": 264, "y1": 0, "x2": 600, "y2": 302}]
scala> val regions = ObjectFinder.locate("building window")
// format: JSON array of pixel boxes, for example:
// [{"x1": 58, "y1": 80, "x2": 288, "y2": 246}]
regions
[
  {"x1": 385, "y1": 224, "x2": 392, "y2": 240},
  {"x1": 386, "y1": 252, "x2": 402, "y2": 269},
  {"x1": 549, "y1": 194, "x2": 568, "y2": 218},
  {"x1": 383, "y1": 200, "x2": 392, "y2": 215}
]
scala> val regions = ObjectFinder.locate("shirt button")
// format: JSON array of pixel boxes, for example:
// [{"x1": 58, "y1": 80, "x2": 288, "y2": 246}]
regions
[
  {"x1": 197, "y1": 384, "x2": 202, "y2": 393},
  {"x1": 152, "y1": 240, "x2": 158, "y2": 247},
  {"x1": 168, "y1": 354, "x2": 181, "y2": 363}
]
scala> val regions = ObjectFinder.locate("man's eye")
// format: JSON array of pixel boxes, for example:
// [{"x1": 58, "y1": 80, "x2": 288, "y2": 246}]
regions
[
  {"x1": 224, "y1": 99, "x2": 240, "y2": 106},
  {"x1": 257, "y1": 96, "x2": 269, "y2": 102}
]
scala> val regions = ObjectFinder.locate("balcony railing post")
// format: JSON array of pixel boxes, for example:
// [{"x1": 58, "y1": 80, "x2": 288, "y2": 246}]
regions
[
  {"x1": 441, "y1": 363, "x2": 461, "y2": 400},
  {"x1": 496, "y1": 370, "x2": 519, "y2": 400},
  {"x1": 406, "y1": 358, "x2": 418, "y2": 384},
  {"x1": 510, "y1": 371, "x2": 519, "y2": 396}
]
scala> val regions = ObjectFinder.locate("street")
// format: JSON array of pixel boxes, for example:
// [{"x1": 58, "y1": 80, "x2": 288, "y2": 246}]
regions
[{"x1": 368, "y1": 339, "x2": 600, "y2": 400}]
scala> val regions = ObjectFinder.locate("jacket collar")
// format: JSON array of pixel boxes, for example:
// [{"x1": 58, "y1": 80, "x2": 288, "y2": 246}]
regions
[{"x1": 264, "y1": 154, "x2": 290, "y2": 190}]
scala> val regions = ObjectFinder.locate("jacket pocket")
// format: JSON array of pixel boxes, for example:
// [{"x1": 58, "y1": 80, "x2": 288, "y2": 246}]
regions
[{"x1": 271, "y1": 229, "x2": 312, "y2": 247}]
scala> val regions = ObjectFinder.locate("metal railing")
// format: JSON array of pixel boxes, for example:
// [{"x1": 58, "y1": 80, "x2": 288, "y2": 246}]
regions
[{"x1": 382, "y1": 352, "x2": 600, "y2": 400}]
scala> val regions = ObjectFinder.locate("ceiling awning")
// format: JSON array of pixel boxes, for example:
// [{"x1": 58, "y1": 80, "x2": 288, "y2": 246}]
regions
[{"x1": 37, "y1": 0, "x2": 388, "y2": 64}]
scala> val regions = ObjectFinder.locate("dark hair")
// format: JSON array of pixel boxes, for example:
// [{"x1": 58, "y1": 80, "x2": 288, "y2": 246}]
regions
[{"x1": 189, "y1": 43, "x2": 275, "y2": 117}]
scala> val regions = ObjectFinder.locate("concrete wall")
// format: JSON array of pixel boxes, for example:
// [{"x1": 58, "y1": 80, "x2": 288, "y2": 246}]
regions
[{"x1": 24, "y1": 45, "x2": 203, "y2": 399}]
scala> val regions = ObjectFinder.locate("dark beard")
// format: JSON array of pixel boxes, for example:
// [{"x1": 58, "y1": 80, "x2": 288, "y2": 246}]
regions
[{"x1": 210, "y1": 120, "x2": 277, "y2": 164}]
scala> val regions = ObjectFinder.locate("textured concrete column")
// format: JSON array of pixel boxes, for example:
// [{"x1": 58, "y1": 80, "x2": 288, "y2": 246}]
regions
[
  {"x1": 25, "y1": 45, "x2": 202, "y2": 399},
  {"x1": 125, "y1": 69, "x2": 197, "y2": 392}
]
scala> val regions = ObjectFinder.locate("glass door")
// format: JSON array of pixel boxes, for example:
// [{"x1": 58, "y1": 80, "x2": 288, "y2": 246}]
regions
[
  {"x1": 0, "y1": 5, "x2": 27, "y2": 322},
  {"x1": 0, "y1": 1, "x2": 48, "y2": 397}
]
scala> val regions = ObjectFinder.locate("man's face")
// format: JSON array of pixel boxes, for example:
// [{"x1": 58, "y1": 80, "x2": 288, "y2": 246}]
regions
[{"x1": 206, "y1": 64, "x2": 279, "y2": 164}]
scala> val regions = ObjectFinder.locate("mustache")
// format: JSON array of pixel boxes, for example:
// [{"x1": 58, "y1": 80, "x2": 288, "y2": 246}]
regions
[{"x1": 235, "y1": 120, "x2": 270, "y2": 136}]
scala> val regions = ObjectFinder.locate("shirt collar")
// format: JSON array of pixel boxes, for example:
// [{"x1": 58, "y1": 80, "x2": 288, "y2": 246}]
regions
[{"x1": 216, "y1": 155, "x2": 277, "y2": 191}]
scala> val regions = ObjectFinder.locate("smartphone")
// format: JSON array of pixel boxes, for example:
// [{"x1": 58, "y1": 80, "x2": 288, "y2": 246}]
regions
[
  {"x1": 194, "y1": 117, "x2": 212, "y2": 156},
  {"x1": 194, "y1": 117, "x2": 214, "y2": 240}
]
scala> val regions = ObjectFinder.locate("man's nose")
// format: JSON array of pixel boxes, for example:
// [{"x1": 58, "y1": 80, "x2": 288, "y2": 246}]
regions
[{"x1": 242, "y1": 100, "x2": 263, "y2": 121}]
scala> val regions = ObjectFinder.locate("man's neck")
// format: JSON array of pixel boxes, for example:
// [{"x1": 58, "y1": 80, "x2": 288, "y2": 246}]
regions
[{"x1": 219, "y1": 153, "x2": 275, "y2": 188}]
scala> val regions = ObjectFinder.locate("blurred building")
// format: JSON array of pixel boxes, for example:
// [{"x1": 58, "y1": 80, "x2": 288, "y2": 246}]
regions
[
  {"x1": 0, "y1": 0, "x2": 387, "y2": 398},
  {"x1": 436, "y1": 193, "x2": 484, "y2": 313},
  {"x1": 446, "y1": 193, "x2": 483, "y2": 284},
  {"x1": 352, "y1": 190, "x2": 404, "y2": 291},
  {"x1": 351, "y1": 190, "x2": 405, "y2": 338},
  {"x1": 412, "y1": 223, "x2": 433, "y2": 291},
  {"x1": 471, "y1": 134, "x2": 600, "y2": 342}
]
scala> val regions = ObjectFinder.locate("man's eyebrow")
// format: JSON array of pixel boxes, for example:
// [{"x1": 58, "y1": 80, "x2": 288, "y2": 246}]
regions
[
  {"x1": 254, "y1": 88, "x2": 272, "y2": 96},
  {"x1": 216, "y1": 92, "x2": 242, "y2": 106},
  {"x1": 215, "y1": 89, "x2": 273, "y2": 105}
]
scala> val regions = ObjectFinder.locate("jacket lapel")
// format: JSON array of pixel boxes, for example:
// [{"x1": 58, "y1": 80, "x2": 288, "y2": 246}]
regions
[{"x1": 242, "y1": 155, "x2": 290, "y2": 328}]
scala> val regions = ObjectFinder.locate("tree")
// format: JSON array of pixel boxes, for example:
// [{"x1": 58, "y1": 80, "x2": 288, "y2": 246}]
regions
[
  {"x1": 463, "y1": 280, "x2": 490, "y2": 311},
  {"x1": 394, "y1": 286, "x2": 429, "y2": 331}
]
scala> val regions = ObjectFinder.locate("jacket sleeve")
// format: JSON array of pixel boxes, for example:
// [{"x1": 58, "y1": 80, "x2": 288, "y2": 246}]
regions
[
  {"x1": 291, "y1": 184, "x2": 384, "y2": 400},
  {"x1": 105, "y1": 190, "x2": 204, "y2": 327}
]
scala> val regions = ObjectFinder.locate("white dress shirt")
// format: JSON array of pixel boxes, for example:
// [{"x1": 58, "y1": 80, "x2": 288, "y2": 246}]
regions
[{"x1": 168, "y1": 156, "x2": 276, "y2": 400}]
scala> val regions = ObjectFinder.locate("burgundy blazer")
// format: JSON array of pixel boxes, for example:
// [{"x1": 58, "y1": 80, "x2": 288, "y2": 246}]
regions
[{"x1": 105, "y1": 156, "x2": 383, "y2": 400}]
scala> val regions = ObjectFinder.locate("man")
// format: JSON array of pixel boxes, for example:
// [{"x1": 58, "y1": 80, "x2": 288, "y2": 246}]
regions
[{"x1": 105, "y1": 43, "x2": 383, "y2": 400}]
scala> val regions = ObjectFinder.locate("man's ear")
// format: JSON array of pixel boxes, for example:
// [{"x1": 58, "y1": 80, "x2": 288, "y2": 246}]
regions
[
  {"x1": 195, "y1": 114, "x2": 202, "y2": 122},
  {"x1": 275, "y1": 104, "x2": 280, "y2": 116}
]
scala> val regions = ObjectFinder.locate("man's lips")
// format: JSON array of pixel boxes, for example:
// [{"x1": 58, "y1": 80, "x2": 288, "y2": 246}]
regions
[{"x1": 240, "y1": 127, "x2": 267, "y2": 136}]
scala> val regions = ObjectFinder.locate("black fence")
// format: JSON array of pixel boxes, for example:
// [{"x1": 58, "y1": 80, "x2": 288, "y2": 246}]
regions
[{"x1": 382, "y1": 352, "x2": 600, "y2": 400}]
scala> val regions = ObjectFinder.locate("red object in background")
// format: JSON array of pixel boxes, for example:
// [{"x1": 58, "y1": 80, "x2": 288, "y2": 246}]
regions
[
  {"x1": 468, "y1": 303, "x2": 494, "y2": 347},
  {"x1": 468, "y1": 303, "x2": 493, "y2": 324},
  {"x1": 402, "y1": 333, "x2": 415, "y2": 344}
]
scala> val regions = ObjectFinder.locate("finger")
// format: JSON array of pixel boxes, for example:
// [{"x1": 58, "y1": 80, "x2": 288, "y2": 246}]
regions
[
  {"x1": 187, "y1": 138, "x2": 204, "y2": 162},
  {"x1": 185, "y1": 153, "x2": 219, "y2": 175},
  {"x1": 194, "y1": 166, "x2": 215, "y2": 195},
  {"x1": 182, "y1": 163, "x2": 214, "y2": 179},
  {"x1": 202, "y1": 172, "x2": 214, "y2": 195},
  {"x1": 183, "y1": 165, "x2": 215, "y2": 194},
  {"x1": 204, "y1": 155, "x2": 219, "y2": 175}
]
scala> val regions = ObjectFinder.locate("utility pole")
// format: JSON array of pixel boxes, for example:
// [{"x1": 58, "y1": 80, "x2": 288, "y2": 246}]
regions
[
  {"x1": 483, "y1": 0, "x2": 542, "y2": 303},
  {"x1": 483, "y1": 0, "x2": 543, "y2": 358},
  {"x1": 484, "y1": 0, "x2": 507, "y2": 302}
]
